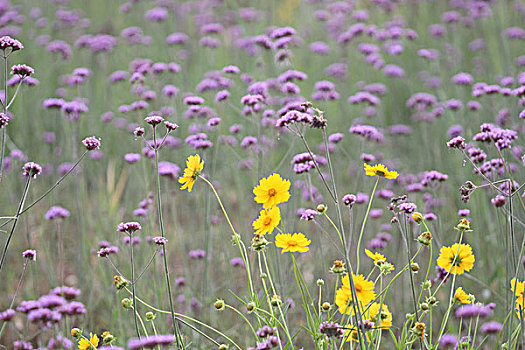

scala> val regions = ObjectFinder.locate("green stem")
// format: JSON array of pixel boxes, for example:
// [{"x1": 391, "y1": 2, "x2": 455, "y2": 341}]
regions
[{"x1": 356, "y1": 177, "x2": 379, "y2": 273}]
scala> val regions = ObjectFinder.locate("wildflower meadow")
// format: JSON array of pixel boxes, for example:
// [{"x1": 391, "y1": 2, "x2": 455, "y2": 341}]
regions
[{"x1": 1, "y1": 0, "x2": 525, "y2": 349}]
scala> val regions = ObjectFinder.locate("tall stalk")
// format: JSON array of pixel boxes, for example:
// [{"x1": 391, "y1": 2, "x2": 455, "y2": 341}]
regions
[{"x1": 152, "y1": 126, "x2": 184, "y2": 348}]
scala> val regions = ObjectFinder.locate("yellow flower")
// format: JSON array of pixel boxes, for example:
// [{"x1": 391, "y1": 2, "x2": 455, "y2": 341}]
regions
[
  {"x1": 344, "y1": 328, "x2": 370, "y2": 343},
  {"x1": 78, "y1": 333, "x2": 99, "y2": 350},
  {"x1": 253, "y1": 173, "x2": 291, "y2": 209},
  {"x1": 511, "y1": 278, "x2": 525, "y2": 297},
  {"x1": 178, "y1": 154, "x2": 204, "y2": 192},
  {"x1": 252, "y1": 207, "x2": 281, "y2": 235},
  {"x1": 367, "y1": 302, "x2": 393, "y2": 329},
  {"x1": 454, "y1": 287, "x2": 471, "y2": 304},
  {"x1": 363, "y1": 163, "x2": 399, "y2": 179},
  {"x1": 436, "y1": 243, "x2": 475, "y2": 275},
  {"x1": 335, "y1": 274, "x2": 376, "y2": 315},
  {"x1": 364, "y1": 249, "x2": 394, "y2": 272},
  {"x1": 275, "y1": 233, "x2": 310, "y2": 253},
  {"x1": 516, "y1": 296, "x2": 525, "y2": 319}
]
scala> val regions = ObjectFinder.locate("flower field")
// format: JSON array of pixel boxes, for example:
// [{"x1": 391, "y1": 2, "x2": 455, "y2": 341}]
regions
[{"x1": 0, "y1": 0, "x2": 525, "y2": 349}]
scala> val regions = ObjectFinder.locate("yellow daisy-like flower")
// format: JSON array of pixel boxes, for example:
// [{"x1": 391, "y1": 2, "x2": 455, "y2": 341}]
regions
[
  {"x1": 511, "y1": 278, "x2": 525, "y2": 297},
  {"x1": 364, "y1": 249, "x2": 394, "y2": 272},
  {"x1": 252, "y1": 207, "x2": 281, "y2": 235},
  {"x1": 454, "y1": 287, "x2": 471, "y2": 304},
  {"x1": 275, "y1": 233, "x2": 310, "y2": 253},
  {"x1": 78, "y1": 333, "x2": 99, "y2": 350},
  {"x1": 178, "y1": 154, "x2": 204, "y2": 192},
  {"x1": 436, "y1": 243, "x2": 475, "y2": 275},
  {"x1": 363, "y1": 163, "x2": 399, "y2": 179},
  {"x1": 367, "y1": 302, "x2": 393, "y2": 329},
  {"x1": 253, "y1": 173, "x2": 291, "y2": 209},
  {"x1": 336, "y1": 274, "x2": 376, "y2": 315}
]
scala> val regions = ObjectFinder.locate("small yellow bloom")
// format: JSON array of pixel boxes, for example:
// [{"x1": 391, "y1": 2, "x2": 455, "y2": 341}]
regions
[
  {"x1": 178, "y1": 154, "x2": 204, "y2": 192},
  {"x1": 335, "y1": 274, "x2": 376, "y2": 315},
  {"x1": 367, "y1": 302, "x2": 393, "y2": 329},
  {"x1": 511, "y1": 278, "x2": 525, "y2": 297},
  {"x1": 344, "y1": 328, "x2": 370, "y2": 343},
  {"x1": 78, "y1": 332, "x2": 99, "y2": 350},
  {"x1": 252, "y1": 207, "x2": 281, "y2": 235},
  {"x1": 363, "y1": 163, "x2": 398, "y2": 179},
  {"x1": 253, "y1": 173, "x2": 291, "y2": 209},
  {"x1": 436, "y1": 243, "x2": 475, "y2": 275},
  {"x1": 454, "y1": 287, "x2": 471, "y2": 304},
  {"x1": 365, "y1": 249, "x2": 394, "y2": 271},
  {"x1": 275, "y1": 233, "x2": 310, "y2": 253}
]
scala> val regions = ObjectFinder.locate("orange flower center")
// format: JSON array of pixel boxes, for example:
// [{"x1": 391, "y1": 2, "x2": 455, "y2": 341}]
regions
[
  {"x1": 287, "y1": 240, "x2": 298, "y2": 247},
  {"x1": 355, "y1": 284, "x2": 362, "y2": 292},
  {"x1": 263, "y1": 217, "x2": 272, "y2": 226},
  {"x1": 268, "y1": 188, "x2": 277, "y2": 197}
]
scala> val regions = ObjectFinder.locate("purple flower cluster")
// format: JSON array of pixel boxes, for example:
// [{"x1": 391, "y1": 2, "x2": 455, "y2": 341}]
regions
[
  {"x1": 128, "y1": 335, "x2": 175, "y2": 349},
  {"x1": 44, "y1": 206, "x2": 70, "y2": 220}
]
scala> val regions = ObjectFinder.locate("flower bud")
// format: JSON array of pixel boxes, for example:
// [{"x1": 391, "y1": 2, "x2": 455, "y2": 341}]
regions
[
  {"x1": 231, "y1": 233, "x2": 241, "y2": 246},
  {"x1": 316, "y1": 279, "x2": 325, "y2": 286},
  {"x1": 102, "y1": 331, "x2": 114, "y2": 344},
  {"x1": 417, "y1": 231, "x2": 432, "y2": 246},
  {"x1": 422, "y1": 280, "x2": 431, "y2": 290},
  {"x1": 260, "y1": 273, "x2": 267, "y2": 279},
  {"x1": 411, "y1": 263, "x2": 419, "y2": 272},
  {"x1": 412, "y1": 212, "x2": 423, "y2": 224},
  {"x1": 121, "y1": 298, "x2": 133, "y2": 309},
  {"x1": 322, "y1": 302, "x2": 331, "y2": 311},
  {"x1": 456, "y1": 218, "x2": 472, "y2": 232},
  {"x1": 420, "y1": 303, "x2": 429, "y2": 311},
  {"x1": 145, "y1": 312, "x2": 155, "y2": 321},
  {"x1": 114, "y1": 275, "x2": 128, "y2": 290},
  {"x1": 271, "y1": 295, "x2": 282, "y2": 307},
  {"x1": 218, "y1": 345, "x2": 229, "y2": 350},
  {"x1": 214, "y1": 299, "x2": 225, "y2": 311},
  {"x1": 316, "y1": 204, "x2": 326, "y2": 213},
  {"x1": 246, "y1": 302, "x2": 255, "y2": 312},
  {"x1": 330, "y1": 260, "x2": 346, "y2": 274},
  {"x1": 252, "y1": 234, "x2": 269, "y2": 251},
  {"x1": 71, "y1": 328, "x2": 81, "y2": 338},
  {"x1": 428, "y1": 296, "x2": 437, "y2": 305}
]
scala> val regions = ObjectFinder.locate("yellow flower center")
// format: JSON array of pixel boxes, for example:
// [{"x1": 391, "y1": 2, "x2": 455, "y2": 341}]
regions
[
  {"x1": 268, "y1": 188, "x2": 277, "y2": 197},
  {"x1": 263, "y1": 217, "x2": 272, "y2": 226}
]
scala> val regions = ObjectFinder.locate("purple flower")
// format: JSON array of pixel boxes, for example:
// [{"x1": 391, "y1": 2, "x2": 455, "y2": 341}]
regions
[
  {"x1": 11, "y1": 64, "x2": 34, "y2": 77},
  {"x1": 398, "y1": 202, "x2": 417, "y2": 214},
  {"x1": 0, "y1": 113, "x2": 9, "y2": 129},
  {"x1": 438, "y1": 334, "x2": 458, "y2": 349},
  {"x1": 128, "y1": 334, "x2": 175, "y2": 349},
  {"x1": 153, "y1": 236, "x2": 168, "y2": 245},
  {"x1": 481, "y1": 321, "x2": 502, "y2": 335},
  {"x1": 117, "y1": 222, "x2": 142, "y2": 234},
  {"x1": 491, "y1": 195, "x2": 506, "y2": 207},
  {"x1": 82, "y1": 136, "x2": 101, "y2": 151},
  {"x1": 188, "y1": 249, "x2": 206, "y2": 259},
  {"x1": 23, "y1": 162, "x2": 42, "y2": 178},
  {"x1": 45, "y1": 206, "x2": 70, "y2": 220},
  {"x1": 0, "y1": 309, "x2": 15, "y2": 321},
  {"x1": 447, "y1": 136, "x2": 465, "y2": 149},
  {"x1": 0, "y1": 36, "x2": 23, "y2": 51},
  {"x1": 230, "y1": 257, "x2": 245, "y2": 267},
  {"x1": 319, "y1": 321, "x2": 344, "y2": 339},
  {"x1": 124, "y1": 153, "x2": 141, "y2": 164},
  {"x1": 145, "y1": 115, "x2": 164, "y2": 126},
  {"x1": 300, "y1": 209, "x2": 317, "y2": 221}
]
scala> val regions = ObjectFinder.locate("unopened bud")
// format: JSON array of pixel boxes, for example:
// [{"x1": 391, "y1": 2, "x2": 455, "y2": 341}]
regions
[
  {"x1": 121, "y1": 298, "x2": 133, "y2": 309},
  {"x1": 412, "y1": 212, "x2": 423, "y2": 224},
  {"x1": 214, "y1": 299, "x2": 225, "y2": 311}
]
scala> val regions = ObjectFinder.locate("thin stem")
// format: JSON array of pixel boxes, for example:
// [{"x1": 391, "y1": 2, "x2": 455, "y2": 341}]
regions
[
  {"x1": 224, "y1": 304, "x2": 258, "y2": 341},
  {"x1": 0, "y1": 176, "x2": 31, "y2": 274},
  {"x1": 356, "y1": 177, "x2": 379, "y2": 273},
  {"x1": 153, "y1": 126, "x2": 184, "y2": 348},
  {"x1": 0, "y1": 260, "x2": 29, "y2": 338},
  {"x1": 130, "y1": 237, "x2": 141, "y2": 339}
]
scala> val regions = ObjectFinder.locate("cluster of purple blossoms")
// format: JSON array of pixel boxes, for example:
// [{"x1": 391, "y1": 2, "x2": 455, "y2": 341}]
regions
[
  {"x1": 455, "y1": 303, "x2": 495, "y2": 319},
  {"x1": 446, "y1": 136, "x2": 466, "y2": 149},
  {"x1": 319, "y1": 321, "x2": 344, "y2": 339},
  {"x1": 10, "y1": 64, "x2": 34, "y2": 77},
  {"x1": 0, "y1": 35, "x2": 23, "y2": 51},
  {"x1": 472, "y1": 123, "x2": 518, "y2": 150},
  {"x1": 398, "y1": 202, "x2": 417, "y2": 214},
  {"x1": 116, "y1": 221, "x2": 141, "y2": 234},
  {"x1": 22, "y1": 162, "x2": 42, "y2": 178},
  {"x1": 299, "y1": 208, "x2": 317, "y2": 221},
  {"x1": 44, "y1": 206, "x2": 70, "y2": 220},
  {"x1": 188, "y1": 249, "x2": 206, "y2": 259},
  {"x1": 312, "y1": 80, "x2": 340, "y2": 101},
  {"x1": 291, "y1": 152, "x2": 326, "y2": 174},
  {"x1": 348, "y1": 91, "x2": 380, "y2": 106},
  {"x1": 0, "y1": 112, "x2": 9, "y2": 129},
  {"x1": 81, "y1": 136, "x2": 101, "y2": 151},
  {"x1": 349, "y1": 124, "x2": 384, "y2": 143},
  {"x1": 152, "y1": 236, "x2": 168, "y2": 245},
  {"x1": 128, "y1": 335, "x2": 175, "y2": 349},
  {"x1": 22, "y1": 249, "x2": 37, "y2": 261},
  {"x1": 421, "y1": 170, "x2": 448, "y2": 187},
  {"x1": 367, "y1": 232, "x2": 392, "y2": 250},
  {"x1": 249, "y1": 326, "x2": 280, "y2": 350},
  {"x1": 275, "y1": 110, "x2": 313, "y2": 128}
]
